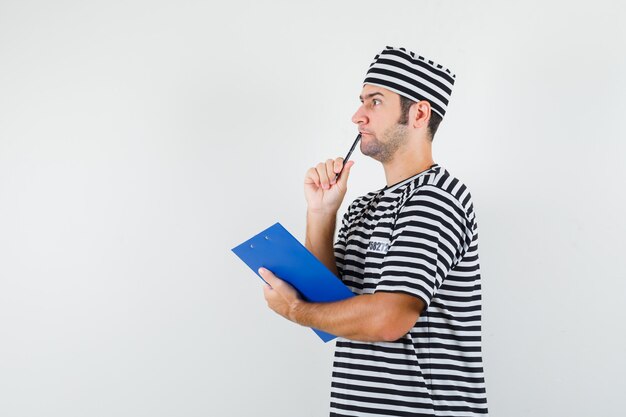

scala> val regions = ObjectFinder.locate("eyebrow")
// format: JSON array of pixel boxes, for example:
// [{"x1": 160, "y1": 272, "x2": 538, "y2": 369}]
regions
[{"x1": 359, "y1": 92, "x2": 384, "y2": 101}]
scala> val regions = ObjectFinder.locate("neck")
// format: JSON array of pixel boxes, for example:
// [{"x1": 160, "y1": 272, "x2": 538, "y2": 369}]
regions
[{"x1": 382, "y1": 142, "x2": 435, "y2": 187}]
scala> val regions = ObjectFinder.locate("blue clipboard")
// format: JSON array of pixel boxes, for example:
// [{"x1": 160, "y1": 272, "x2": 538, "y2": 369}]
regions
[{"x1": 231, "y1": 222, "x2": 354, "y2": 342}]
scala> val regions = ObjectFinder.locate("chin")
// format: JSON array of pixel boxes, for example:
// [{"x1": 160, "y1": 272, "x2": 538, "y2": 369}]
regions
[{"x1": 360, "y1": 147, "x2": 384, "y2": 162}]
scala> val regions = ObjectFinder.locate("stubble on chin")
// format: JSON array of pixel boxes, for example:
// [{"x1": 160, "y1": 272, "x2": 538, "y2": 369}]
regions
[{"x1": 360, "y1": 124, "x2": 409, "y2": 163}]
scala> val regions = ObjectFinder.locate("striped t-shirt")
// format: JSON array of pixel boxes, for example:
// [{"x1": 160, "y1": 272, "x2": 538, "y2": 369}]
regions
[{"x1": 331, "y1": 164, "x2": 488, "y2": 416}]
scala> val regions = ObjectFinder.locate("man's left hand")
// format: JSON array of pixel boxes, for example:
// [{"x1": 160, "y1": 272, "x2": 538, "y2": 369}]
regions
[{"x1": 259, "y1": 267, "x2": 302, "y2": 322}]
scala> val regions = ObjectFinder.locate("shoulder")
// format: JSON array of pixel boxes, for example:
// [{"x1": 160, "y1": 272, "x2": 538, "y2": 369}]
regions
[{"x1": 406, "y1": 166, "x2": 476, "y2": 224}]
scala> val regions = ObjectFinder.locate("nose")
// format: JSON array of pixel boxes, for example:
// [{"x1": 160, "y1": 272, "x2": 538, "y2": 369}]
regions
[{"x1": 351, "y1": 104, "x2": 368, "y2": 126}]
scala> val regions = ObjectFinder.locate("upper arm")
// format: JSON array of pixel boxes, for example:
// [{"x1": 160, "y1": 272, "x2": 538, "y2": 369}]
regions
[{"x1": 369, "y1": 292, "x2": 425, "y2": 341}]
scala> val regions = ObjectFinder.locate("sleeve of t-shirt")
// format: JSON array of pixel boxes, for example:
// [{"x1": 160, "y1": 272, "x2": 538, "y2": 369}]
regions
[{"x1": 374, "y1": 185, "x2": 470, "y2": 308}]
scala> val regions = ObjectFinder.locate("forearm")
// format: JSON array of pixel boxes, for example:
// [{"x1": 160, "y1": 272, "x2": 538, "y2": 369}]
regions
[
  {"x1": 305, "y1": 210, "x2": 339, "y2": 276},
  {"x1": 289, "y1": 294, "x2": 407, "y2": 343},
  {"x1": 260, "y1": 267, "x2": 423, "y2": 343}
]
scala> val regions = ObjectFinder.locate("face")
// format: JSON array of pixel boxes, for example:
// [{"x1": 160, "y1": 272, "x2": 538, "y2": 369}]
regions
[{"x1": 352, "y1": 85, "x2": 409, "y2": 163}]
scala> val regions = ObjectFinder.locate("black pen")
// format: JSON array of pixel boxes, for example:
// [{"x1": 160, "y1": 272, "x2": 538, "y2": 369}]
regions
[{"x1": 334, "y1": 133, "x2": 361, "y2": 182}]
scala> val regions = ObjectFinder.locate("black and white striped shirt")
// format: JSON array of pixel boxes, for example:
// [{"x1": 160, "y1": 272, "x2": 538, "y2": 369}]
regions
[{"x1": 332, "y1": 164, "x2": 488, "y2": 416}]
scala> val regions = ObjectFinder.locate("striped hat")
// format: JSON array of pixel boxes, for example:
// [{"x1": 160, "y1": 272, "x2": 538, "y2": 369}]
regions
[{"x1": 364, "y1": 46, "x2": 456, "y2": 118}]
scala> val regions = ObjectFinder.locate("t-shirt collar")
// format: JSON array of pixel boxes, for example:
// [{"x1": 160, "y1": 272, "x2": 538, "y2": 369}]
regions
[{"x1": 381, "y1": 163, "x2": 439, "y2": 195}]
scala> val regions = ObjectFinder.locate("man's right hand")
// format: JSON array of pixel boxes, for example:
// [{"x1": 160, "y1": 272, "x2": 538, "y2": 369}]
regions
[{"x1": 304, "y1": 157, "x2": 355, "y2": 215}]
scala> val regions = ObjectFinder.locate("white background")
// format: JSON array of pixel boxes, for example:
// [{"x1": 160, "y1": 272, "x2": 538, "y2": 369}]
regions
[{"x1": 1, "y1": 1, "x2": 625, "y2": 416}]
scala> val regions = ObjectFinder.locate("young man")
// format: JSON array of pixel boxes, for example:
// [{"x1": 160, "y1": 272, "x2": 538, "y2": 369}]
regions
[{"x1": 259, "y1": 46, "x2": 488, "y2": 416}]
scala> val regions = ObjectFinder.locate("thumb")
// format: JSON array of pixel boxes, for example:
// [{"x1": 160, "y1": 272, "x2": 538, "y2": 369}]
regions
[
  {"x1": 336, "y1": 160, "x2": 355, "y2": 187},
  {"x1": 258, "y1": 267, "x2": 278, "y2": 288}
]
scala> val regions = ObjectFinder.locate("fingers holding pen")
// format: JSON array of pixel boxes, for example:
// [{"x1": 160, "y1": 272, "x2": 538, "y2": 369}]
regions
[
  {"x1": 333, "y1": 157, "x2": 344, "y2": 176},
  {"x1": 324, "y1": 158, "x2": 347, "y2": 188},
  {"x1": 326, "y1": 159, "x2": 338, "y2": 186},
  {"x1": 335, "y1": 160, "x2": 354, "y2": 187},
  {"x1": 305, "y1": 157, "x2": 353, "y2": 191},
  {"x1": 317, "y1": 161, "x2": 331, "y2": 190}
]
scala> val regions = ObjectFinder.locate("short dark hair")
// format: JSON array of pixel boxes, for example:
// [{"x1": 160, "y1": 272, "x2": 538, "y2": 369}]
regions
[{"x1": 398, "y1": 95, "x2": 443, "y2": 141}]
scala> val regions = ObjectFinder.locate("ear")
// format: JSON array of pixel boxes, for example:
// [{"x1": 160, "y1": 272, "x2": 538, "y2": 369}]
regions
[{"x1": 411, "y1": 100, "x2": 432, "y2": 130}]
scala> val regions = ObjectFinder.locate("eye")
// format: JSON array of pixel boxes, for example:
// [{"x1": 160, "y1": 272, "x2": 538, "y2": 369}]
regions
[{"x1": 372, "y1": 99, "x2": 381, "y2": 106}]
